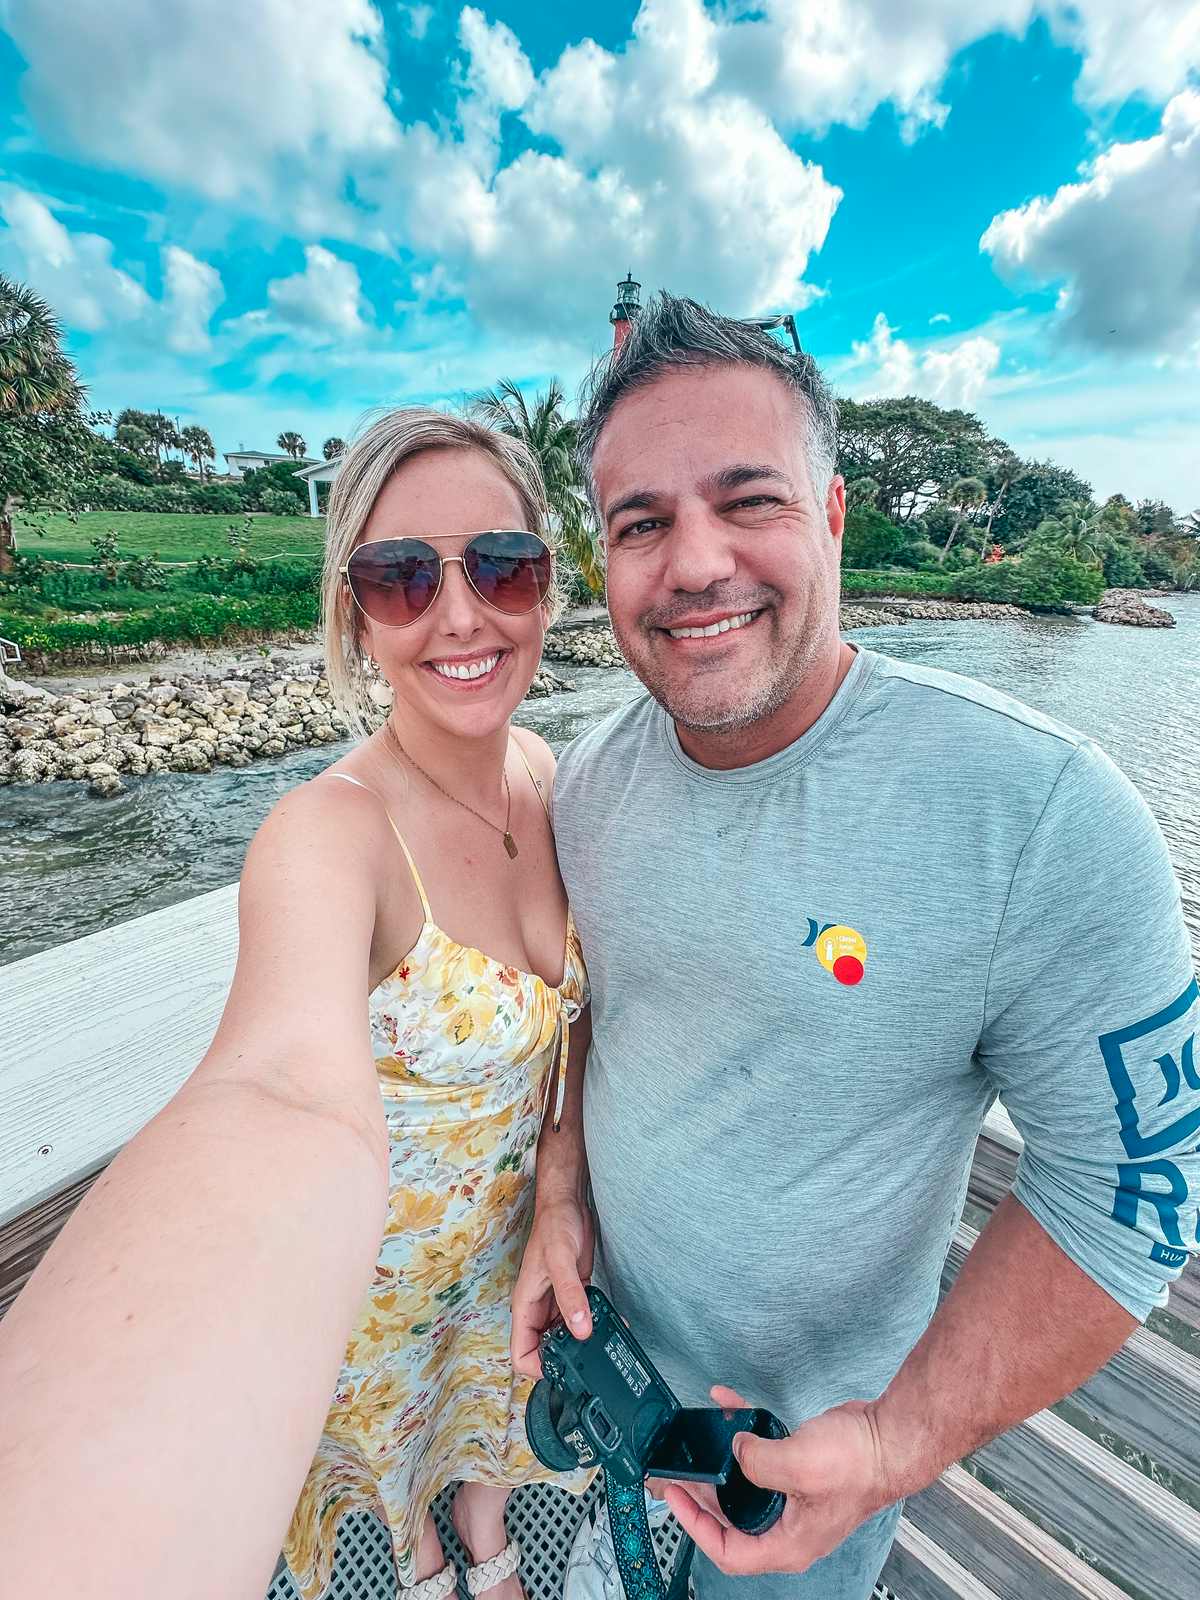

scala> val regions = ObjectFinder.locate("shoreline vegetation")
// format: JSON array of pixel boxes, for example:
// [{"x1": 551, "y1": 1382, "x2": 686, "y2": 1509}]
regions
[{"x1": 0, "y1": 590, "x2": 1179, "y2": 796}]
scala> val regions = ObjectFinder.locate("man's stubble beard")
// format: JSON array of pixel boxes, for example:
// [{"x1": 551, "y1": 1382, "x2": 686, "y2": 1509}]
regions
[{"x1": 611, "y1": 602, "x2": 827, "y2": 735}]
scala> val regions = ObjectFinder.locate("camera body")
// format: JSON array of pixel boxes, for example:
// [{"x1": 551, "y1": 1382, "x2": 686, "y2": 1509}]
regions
[{"x1": 526, "y1": 1285, "x2": 786, "y2": 1535}]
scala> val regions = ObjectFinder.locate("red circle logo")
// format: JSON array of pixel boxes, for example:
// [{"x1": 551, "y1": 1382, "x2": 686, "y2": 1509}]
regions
[{"x1": 832, "y1": 955, "x2": 865, "y2": 986}]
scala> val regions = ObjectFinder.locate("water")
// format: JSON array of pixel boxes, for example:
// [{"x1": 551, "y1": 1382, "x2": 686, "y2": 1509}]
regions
[{"x1": 2, "y1": 599, "x2": 1197, "y2": 966}]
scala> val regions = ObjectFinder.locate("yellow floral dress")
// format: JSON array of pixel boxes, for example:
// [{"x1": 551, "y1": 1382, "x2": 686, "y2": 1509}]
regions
[{"x1": 283, "y1": 771, "x2": 591, "y2": 1598}]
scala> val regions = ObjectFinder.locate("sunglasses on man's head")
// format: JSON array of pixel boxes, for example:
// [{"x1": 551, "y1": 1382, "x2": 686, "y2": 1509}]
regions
[{"x1": 341, "y1": 530, "x2": 553, "y2": 628}]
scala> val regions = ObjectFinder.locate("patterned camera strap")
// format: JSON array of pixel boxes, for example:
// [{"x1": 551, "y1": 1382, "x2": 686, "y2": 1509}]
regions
[{"x1": 605, "y1": 1477, "x2": 695, "y2": 1600}]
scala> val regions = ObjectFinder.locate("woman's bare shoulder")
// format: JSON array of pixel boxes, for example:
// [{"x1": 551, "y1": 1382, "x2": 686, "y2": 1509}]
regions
[{"x1": 510, "y1": 725, "x2": 556, "y2": 788}]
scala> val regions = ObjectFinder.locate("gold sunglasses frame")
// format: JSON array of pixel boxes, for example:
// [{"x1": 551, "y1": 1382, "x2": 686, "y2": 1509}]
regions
[{"x1": 340, "y1": 530, "x2": 554, "y2": 629}]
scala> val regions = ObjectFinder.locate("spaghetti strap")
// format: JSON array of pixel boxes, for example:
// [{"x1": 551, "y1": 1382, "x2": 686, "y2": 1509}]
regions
[
  {"x1": 512, "y1": 738, "x2": 550, "y2": 819},
  {"x1": 323, "y1": 771, "x2": 433, "y2": 923}
]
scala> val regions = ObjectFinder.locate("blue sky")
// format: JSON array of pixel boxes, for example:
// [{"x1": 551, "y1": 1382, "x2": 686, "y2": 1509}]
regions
[{"x1": 0, "y1": 0, "x2": 1196, "y2": 509}]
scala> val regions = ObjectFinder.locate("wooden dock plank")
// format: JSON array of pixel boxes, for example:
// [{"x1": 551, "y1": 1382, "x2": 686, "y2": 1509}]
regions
[
  {"x1": 974, "y1": 1407, "x2": 1200, "y2": 1598},
  {"x1": 883, "y1": 1517, "x2": 1003, "y2": 1600},
  {"x1": 0, "y1": 883, "x2": 237, "y2": 1226},
  {"x1": 904, "y1": 1465, "x2": 1128, "y2": 1600},
  {"x1": 944, "y1": 1223, "x2": 1200, "y2": 1486},
  {"x1": 0, "y1": 1165, "x2": 104, "y2": 1319}
]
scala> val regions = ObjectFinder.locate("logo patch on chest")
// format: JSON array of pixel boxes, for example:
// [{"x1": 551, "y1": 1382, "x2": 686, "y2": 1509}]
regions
[{"x1": 803, "y1": 920, "x2": 868, "y2": 986}]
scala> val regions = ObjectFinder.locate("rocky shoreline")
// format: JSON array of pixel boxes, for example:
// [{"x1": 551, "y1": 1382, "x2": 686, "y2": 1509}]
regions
[
  {"x1": 0, "y1": 659, "x2": 574, "y2": 796},
  {"x1": 1094, "y1": 589, "x2": 1177, "y2": 628}
]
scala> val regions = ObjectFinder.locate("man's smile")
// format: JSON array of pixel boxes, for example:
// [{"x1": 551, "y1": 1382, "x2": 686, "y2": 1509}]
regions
[{"x1": 655, "y1": 608, "x2": 766, "y2": 643}]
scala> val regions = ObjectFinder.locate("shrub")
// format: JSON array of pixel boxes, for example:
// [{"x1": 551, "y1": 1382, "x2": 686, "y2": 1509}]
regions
[
  {"x1": 0, "y1": 552, "x2": 48, "y2": 591},
  {"x1": 189, "y1": 483, "x2": 242, "y2": 515},
  {"x1": 841, "y1": 507, "x2": 906, "y2": 569},
  {"x1": 189, "y1": 553, "x2": 319, "y2": 597},
  {"x1": 70, "y1": 476, "x2": 254, "y2": 514},
  {"x1": 89, "y1": 530, "x2": 122, "y2": 586},
  {"x1": 241, "y1": 458, "x2": 309, "y2": 511},
  {"x1": 120, "y1": 551, "x2": 170, "y2": 591},
  {"x1": 2, "y1": 590, "x2": 319, "y2": 654},
  {"x1": 888, "y1": 538, "x2": 944, "y2": 570},
  {"x1": 1140, "y1": 544, "x2": 1178, "y2": 586},
  {"x1": 1102, "y1": 543, "x2": 1146, "y2": 589},
  {"x1": 952, "y1": 551, "x2": 1105, "y2": 611},
  {"x1": 259, "y1": 485, "x2": 303, "y2": 515}
]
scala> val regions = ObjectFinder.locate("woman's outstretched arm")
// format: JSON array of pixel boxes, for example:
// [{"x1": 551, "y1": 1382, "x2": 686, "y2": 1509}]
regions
[{"x1": 0, "y1": 781, "x2": 395, "y2": 1600}]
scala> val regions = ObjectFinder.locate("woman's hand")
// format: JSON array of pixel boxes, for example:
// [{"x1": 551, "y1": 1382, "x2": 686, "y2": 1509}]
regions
[{"x1": 511, "y1": 1194, "x2": 595, "y2": 1376}]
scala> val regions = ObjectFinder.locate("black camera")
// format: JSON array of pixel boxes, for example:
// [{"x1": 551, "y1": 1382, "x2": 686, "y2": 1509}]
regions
[{"x1": 526, "y1": 1285, "x2": 787, "y2": 1536}]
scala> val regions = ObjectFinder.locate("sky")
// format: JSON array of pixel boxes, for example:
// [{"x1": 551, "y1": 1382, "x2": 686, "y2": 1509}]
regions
[{"x1": 0, "y1": 0, "x2": 1196, "y2": 510}]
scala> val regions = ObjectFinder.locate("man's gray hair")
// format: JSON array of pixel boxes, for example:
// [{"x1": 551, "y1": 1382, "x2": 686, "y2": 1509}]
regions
[{"x1": 576, "y1": 292, "x2": 838, "y2": 517}]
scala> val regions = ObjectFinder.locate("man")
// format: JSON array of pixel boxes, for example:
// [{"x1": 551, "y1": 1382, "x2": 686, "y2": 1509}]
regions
[{"x1": 511, "y1": 294, "x2": 1200, "y2": 1600}]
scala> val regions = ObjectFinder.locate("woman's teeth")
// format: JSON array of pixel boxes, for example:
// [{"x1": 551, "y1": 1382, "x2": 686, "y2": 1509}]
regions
[
  {"x1": 667, "y1": 610, "x2": 758, "y2": 640},
  {"x1": 430, "y1": 653, "x2": 501, "y2": 681}
]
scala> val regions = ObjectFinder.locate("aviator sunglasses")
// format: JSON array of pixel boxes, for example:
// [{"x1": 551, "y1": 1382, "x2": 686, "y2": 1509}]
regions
[{"x1": 341, "y1": 530, "x2": 553, "y2": 628}]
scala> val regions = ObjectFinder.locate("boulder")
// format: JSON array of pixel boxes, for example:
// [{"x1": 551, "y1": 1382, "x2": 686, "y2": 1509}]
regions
[{"x1": 1094, "y1": 591, "x2": 1175, "y2": 628}]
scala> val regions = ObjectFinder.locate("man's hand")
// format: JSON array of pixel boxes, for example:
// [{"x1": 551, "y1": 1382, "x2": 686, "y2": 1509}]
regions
[
  {"x1": 511, "y1": 1196, "x2": 596, "y2": 1377},
  {"x1": 662, "y1": 1386, "x2": 893, "y2": 1577}
]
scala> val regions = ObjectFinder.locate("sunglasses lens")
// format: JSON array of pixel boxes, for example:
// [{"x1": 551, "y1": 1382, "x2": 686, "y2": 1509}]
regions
[
  {"x1": 347, "y1": 540, "x2": 440, "y2": 626},
  {"x1": 465, "y1": 531, "x2": 552, "y2": 614}
]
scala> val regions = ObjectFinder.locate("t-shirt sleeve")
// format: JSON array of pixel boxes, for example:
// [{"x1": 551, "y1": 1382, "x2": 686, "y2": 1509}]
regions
[{"x1": 978, "y1": 739, "x2": 1200, "y2": 1321}]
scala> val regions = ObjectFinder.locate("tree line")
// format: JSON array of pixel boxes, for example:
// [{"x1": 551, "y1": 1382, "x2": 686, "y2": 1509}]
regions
[{"x1": 0, "y1": 270, "x2": 1195, "y2": 603}]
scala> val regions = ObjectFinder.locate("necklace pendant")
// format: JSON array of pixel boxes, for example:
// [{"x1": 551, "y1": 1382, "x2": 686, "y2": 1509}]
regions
[{"x1": 503, "y1": 831, "x2": 519, "y2": 860}]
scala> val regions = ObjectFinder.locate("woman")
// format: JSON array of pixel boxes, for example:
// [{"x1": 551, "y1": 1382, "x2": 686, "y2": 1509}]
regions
[
  {"x1": 0, "y1": 409, "x2": 591, "y2": 1600},
  {"x1": 280, "y1": 409, "x2": 593, "y2": 1600}
]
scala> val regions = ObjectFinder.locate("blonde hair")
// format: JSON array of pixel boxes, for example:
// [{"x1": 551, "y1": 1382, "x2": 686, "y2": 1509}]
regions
[{"x1": 321, "y1": 407, "x2": 561, "y2": 736}]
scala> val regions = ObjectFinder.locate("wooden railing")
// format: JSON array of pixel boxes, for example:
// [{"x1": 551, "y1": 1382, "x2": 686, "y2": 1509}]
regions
[{"x1": 2, "y1": 898, "x2": 1198, "y2": 1599}]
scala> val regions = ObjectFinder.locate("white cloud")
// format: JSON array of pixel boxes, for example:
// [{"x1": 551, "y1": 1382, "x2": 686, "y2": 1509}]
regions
[
  {"x1": 0, "y1": 185, "x2": 228, "y2": 359},
  {"x1": 8, "y1": 0, "x2": 1199, "y2": 351},
  {"x1": 458, "y1": 7, "x2": 533, "y2": 111},
  {"x1": 266, "y1": 245, "x2": 367, "y2": 336},
  {"x1": 398, "y1": 3, "x2": 432, "y2": 40},
  {"x1": 715, "y1": 1, "x2": 1200, "y2": 137},
  {"x1": 922, "y1": 336, "x2": 1003, "y2": 408},
  {"x1": 929, "y1": 311, "x2": 951, "y2": 324},
  {"x1": 0, "y1": 184, "x2": 150, "y2": 330},
  {"x1": 981, "y1": 89, "x2": 1200, "y2": 356},
  {"x1": 850, "y1": 312, "x2": 1000, "y2": 409},
  {"x1": 161, "y1": 246, "x2": 223, "y2": 353},
  {"x1": 1047, "y1": 0, "x2": 1200, "y2": 109},
  {"x1": 5, "y1": 0, "x2": 396, "y2": 220}
]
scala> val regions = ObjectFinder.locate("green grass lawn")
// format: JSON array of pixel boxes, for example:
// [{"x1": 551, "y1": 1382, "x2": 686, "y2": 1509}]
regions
[{"x1": 14, "y1": 511, "x2": 325, "y2": 564}]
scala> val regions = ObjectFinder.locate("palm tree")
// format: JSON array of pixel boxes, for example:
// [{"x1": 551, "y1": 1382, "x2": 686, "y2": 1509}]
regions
[
  {"x1": 845, "y1": 475, "x2": 880, "y2": 510},
  {"x1": 323, "y1": 436, "x2": 346, "y2": 461},
  {"x1": 144, "y1": 410, "x2": 180, "y2": 467},
  {"x1": 115, "y1": 421, "x2": 153, "y2": 459},
  {"x1": 180, "y1": 425, "x2": 216, "y2": 481},
  {"x1": 277, "y1": 430, "x2": 307, "y2": 459},
  {"x1": 471, "y1": 379, "x2": 603, "y2": 594},
  {"x1": 938, "y1": 477, "x2": 987, "y2": 564},
  {"x1": 1035, "y1": 501, "x2": 1108, "y2": 567},
  {"x1": 0, "y1": 274, "x2": 82, "y2": 416},
  {"x1": 0, "y1": 275, "x2": 85, "y2": 573}
]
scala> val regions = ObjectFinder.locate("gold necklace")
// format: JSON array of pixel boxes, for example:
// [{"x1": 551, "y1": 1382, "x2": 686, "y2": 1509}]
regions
[{"x1": 384, "y1": 722, "x2": 519, "y2": 859}]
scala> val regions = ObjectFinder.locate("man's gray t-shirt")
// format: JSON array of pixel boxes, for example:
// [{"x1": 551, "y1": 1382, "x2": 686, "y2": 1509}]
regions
[{"x1": 553, "y1": 645, "x2": 1200, "y2": 1434}]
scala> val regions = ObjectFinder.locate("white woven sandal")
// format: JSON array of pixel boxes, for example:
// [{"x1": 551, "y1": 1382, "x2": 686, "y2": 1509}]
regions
[
  {"x1": 406, "y1": 1562, "x2": 459, "y2": 1600},
  {"x1": 465, "y1": 1539, "x2": 521, "y2": 1597}
]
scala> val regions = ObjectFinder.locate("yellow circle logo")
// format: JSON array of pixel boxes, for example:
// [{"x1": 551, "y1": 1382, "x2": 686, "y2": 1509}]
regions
[{"x1": 815, "y1": 925, "x2": 867, "y2": 986}]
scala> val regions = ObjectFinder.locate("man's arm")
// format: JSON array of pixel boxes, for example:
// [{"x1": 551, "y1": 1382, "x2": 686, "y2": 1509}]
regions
[
  {"x1": 872, "y1": 1191, "x2": 1136, "y2": 1498},
  {"x1": 667, "y1": 1193, "x2": 1137, "y2": 1574},
  {"x1": 512, "y1": 1007, "x2": 595, "y2": 1371}
]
